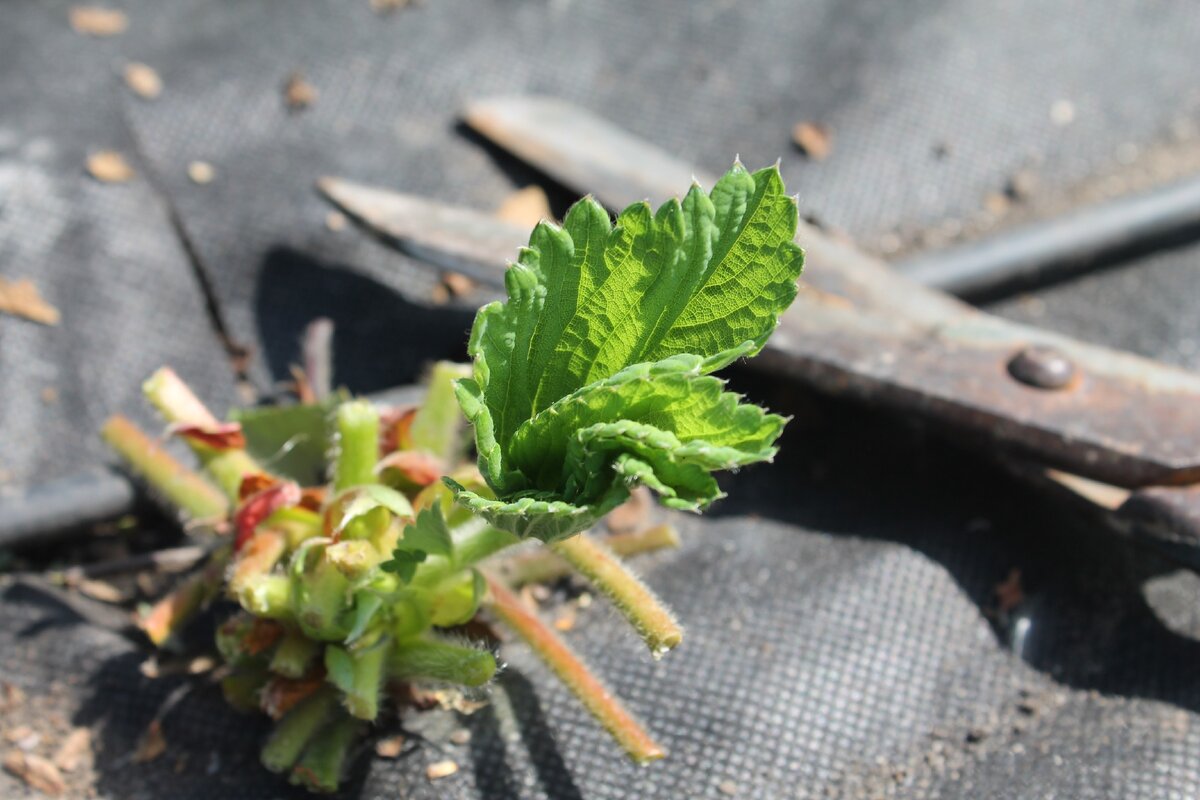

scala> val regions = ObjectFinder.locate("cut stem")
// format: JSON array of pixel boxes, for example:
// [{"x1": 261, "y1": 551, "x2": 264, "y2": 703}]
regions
[
  {"x1": 289, "y1": 712, "x2": 360, "y2": 793},
  {"x1": 101, "y1": 415, "x2": 229, "y2": 523},
  {"x1": 333, "y1": 400, "x2": 380, "y2": 492},
  {"x1": 138, "y1": 547, "x2": 230, "y2": 646},
  {"x1": 143, "y1": 367, "x2": 261, "y2": 499},
  {"x1": 551, "y1": 533, "x2": 682, "y2": 656},
  {"x1": 496, "y1": 524, "x2": 680, "y2": 587},
  {"x1": 261, "y1": 688, "x2": 338, "y2": 774},
  {"x1": 484, "y1": 574, "x2": 664, "y2": 764}
]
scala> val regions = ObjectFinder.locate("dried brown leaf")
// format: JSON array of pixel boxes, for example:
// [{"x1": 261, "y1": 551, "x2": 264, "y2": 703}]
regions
[
  {"x1": 0, "y1": 278, "x2": 60, "y2": 326},
  {"x1": 69, "y1": 6, "x2": 128, "y2": 36},
  {"x1": 3, "y1": 750, "x2": 67, "y2": 796},
  {"x1": 123, "y1": 63, "x2": 162, "y2": 100},
  {"x1": 374, "y1": 735, "x2": 406, "y2": 759},
  {"x1": 52, "y1": 728, "x2": 91, "y2": 773},
  {"x1": 284, "y1": 72, "x2": 317, "y2": 110},
  {"x1": 791, "y1": 121, "x2": 833, "y2": 161},
  {"x1": 86, "y1": 150, "x2": 135, "y2": 183},
  {"x1": 494, "y1": 185, "x2": 551, "y2": 228},
  {"x1": 131, "y1": 720, "x2": 166, "y2": 764}
]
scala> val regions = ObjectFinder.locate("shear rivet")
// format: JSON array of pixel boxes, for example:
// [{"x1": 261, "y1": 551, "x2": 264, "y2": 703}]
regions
[{"x1": 1007, "y1": 345, "x2": 1077, "y2": 390}]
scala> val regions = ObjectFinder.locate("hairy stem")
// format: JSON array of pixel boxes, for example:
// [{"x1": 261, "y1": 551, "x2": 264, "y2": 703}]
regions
[
  {"x1": 101, "y1": 415, "x2": 229, "y2": 523},
  {"x1": 496, "y1": 524, "x2": 679, "y2": 587},
  {"x1": 270, "y1": 628, "x2": 321, "y2": 679},
  {"x1": 388, "y1": 637, "x2": 496, "y2": 687},
  {"x1": 325, "y1": 641, "x2": 389, "y2": 720},
  {"x1": 333, "y1": 400, "x2": 380, "y2": 492},
  {"x1": 143, "y1": 367, "x2": 261, "y2": 498},
  {"x1": 483, "y1": 574, "x2": 664, "y2": 763},
  {"x1": 551, "y1": 533, "x2": 682, "y2": 656}
]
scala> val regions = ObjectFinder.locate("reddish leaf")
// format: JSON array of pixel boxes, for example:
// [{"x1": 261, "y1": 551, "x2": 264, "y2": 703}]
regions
[
  {"x1": 376, "y1": 450, "x2": 444, "y2": 490},
  {"x1": 235, "y1": 481, "x2": 301, "y2": 550},
  {"x1": 169, "y1": 421, "x2": 246, "y2": 451},
  {"x1": 379, "y1": 406, "x2": 418, "y2": 454},
  {"x1": 238, "y1": 472, "x2": 277, "y2": 500}
]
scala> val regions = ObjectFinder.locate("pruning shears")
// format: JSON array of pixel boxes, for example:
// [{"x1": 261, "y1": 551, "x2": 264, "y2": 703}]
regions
[{"x1": 319, "y1": 95, "x2": 1200, "y2": 569}]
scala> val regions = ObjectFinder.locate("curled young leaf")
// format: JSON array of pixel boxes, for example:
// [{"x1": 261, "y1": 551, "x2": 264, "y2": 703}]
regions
[{"x1": 452, "y1": 164, "x2": 803, "y2": 541}]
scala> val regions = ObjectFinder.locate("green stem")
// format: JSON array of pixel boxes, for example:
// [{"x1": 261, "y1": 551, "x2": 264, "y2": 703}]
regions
[
  {"x1": 142, "y1": 367, "x2": 262, "y2": 499},
  {"x1": 239, "y1": 574, "x2": 294, "y2": 620},
  {"x1": 552, "y1": 533, "x2": 682, "y2": 657},
  {"x1": 294, "y1": 547, "x2": 351, "y2": 640},
  {"x1": 412, "y1": 524, "x2": 519, "y2": 588},
  {"x1": 483, "y1": 574, "x2": 664, "y2": 763},
  {"x1": 221, "y1": 665, "x2": 271, "y2": 713},
  {"x1": 289, "y1": 712, "x2": 360, "y2": 793},
  {"x1": 333, "y1": 400, "x2": 380, "y2": 492},
  {"x1": 261, "y1": 688, "x2": 338, "y2": 773},
  {"x1": 388, "y1": 637, "x2": 496, "y2": 687},
  {"x1": 270, "y1": 628, "x2": 320, "y2": 679},
  {"x1": 495, "y1": 524, "x2": 680, "y2": 587},
  {"x1": 101, "y1": 415, "x2": 229, "y2": 523},
  {"x1": 326, "y1": 640, "x2": 389, "y2": 720}
]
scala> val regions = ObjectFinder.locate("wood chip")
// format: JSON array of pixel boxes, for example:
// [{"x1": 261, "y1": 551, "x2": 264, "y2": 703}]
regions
[
  {"x1": 86, "y1": 150, "x2": 134, "y2": 184},
  {"x1": 123, "y1": 63, "x2": 162, "y2": 100},
  {"x1": 284, "y1": 72, "x2": 317, "y2": 110},
  {"x1": 426, "y1": 759, "x2": 459, "y2": 781},
  {"x1": 187, "y1": 161, "x2": 215, "y2": 185},
  {"x1": 448, "y1": 729, "x2": 472, "y2": 746},
  {"x1": 441, "y1": 271, "x2": 476, "y2": 298},
  {"x1": 69, "y1": 6, "x2": 128, "y2": 36},
  {"x1": 131, "y1": 720, "x2": 167, "y2": 763},
  {"x1": 3, "y1": 750, "x2": 66, "y2": 796},
  {"x1": 0, "y1": 278, "x2": 60, "y2": 325},
  {"x1": 52, "y1": 729, "x2": 91, "y2": 773},
  {"x1": 494, "y1": 185, "x2": 551, "y2": 228},
  {"x1": 325, "y1": 211, "x2": 347, "y2": 231},
  {"x1": 373, "y1": 735, "x2": 406, "y2": 759},
  {"x1": 791, "y1": 121, "x2": 833, "y2": 161}
]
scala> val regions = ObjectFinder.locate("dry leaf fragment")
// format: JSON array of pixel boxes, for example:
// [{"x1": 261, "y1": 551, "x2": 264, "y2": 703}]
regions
[
  {"x1": 0, "y1": 683, "x2": 25, "y2": 713},
  {"x1": 0, "y1": 278, "x2": 61, "y2": 326},
  {"x1": 123, "y1": 63, "x2": 162, "y2": 100},
  {"x1": 3, "y1": 750, "x2": 67, "y2": 796},
  {"x1": 53, "y1": 728, "x2": 91, "y2": 773},
  {"x1": 374, "y1": 735, "x2": 405, "y2": 758},
  {"x1": 131, "y1": 720, "x2": 167, "y2": 763},
  {"x1": 187, "y1": 161, "x2": 215, "y2": 185},
  {"x1": 69, "y1": 6, "x2": 128, "y2": 36},
  {"x1": 87, "y1": 150, "x2": 135, "y2": 184},
  {"x1": 426, "y1": 759, "x2": 459, "y2": 780},
  {"x1": 791, "y1": 121, "x2": 833, "y2": 161},
  {"x1": 441, "y1": 271, "x2": 476, "y2": 298},
  {"x1": 494, "y1": 185, "x2": 551, "y2": 228},
  {"x1": 284, "y1": 72, "x2": 317, "y2": 110}
]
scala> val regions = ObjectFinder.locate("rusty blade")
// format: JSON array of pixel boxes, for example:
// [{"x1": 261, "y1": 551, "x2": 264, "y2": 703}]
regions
[{"x1": 459, "y1": 95, "x2": 1200, "y2": 488}]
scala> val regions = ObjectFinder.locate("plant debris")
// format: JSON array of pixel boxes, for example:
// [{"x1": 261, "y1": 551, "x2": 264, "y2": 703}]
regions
[
  {"x1": 0, "y1": 278, "x2": 60, "y2": 326},
  {"x1": 86, "y1": 150, "x2": 135, "y2": 184},
  {"x1": 124, "y1": 63, "x2": 162, "y2": 100},
  {"x1": 69, "y1": 6, "x2": 128, "y2": 36},
  {"x1": 52, "y1": 729, "x2": 91, "y2": 774},
  {"x1": 373, "y1": 735, "x2": 406, "y2": 758},
  {"x1": 3, "y1": 750, "x2": 67, "y2": 796},
  {"x1": 792, "y1": 121, "x2": 833, "y2": 160},
  {"x1": 494, "y1": 185, "x2": 551, "y2": 228},
  {"x1": 284, "y1": 72, "x2": 317, "y2": 111},
  {"x1": 187, "y1": 161, "x2": 215, "y2": 185},
  {"x1": 131, "y1": 720, "x2": 167, "y2": 764},
  {"x1": 425, "y1": 759, "x2": 459, "y2": 781}
]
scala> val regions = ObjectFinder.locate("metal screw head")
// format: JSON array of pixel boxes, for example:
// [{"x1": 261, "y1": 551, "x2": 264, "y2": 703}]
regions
[{"x1": 1007, "y1": 345, "x2": 1078, "y2": 390}]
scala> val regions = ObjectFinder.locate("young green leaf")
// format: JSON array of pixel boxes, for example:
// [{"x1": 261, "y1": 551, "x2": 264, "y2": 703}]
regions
[
  {"x1": 451, "y1": 163, "x2": 803, "y2": 541},
  {"x1": 380, "y1": 505, "x2": 454, "y2": 581}
]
